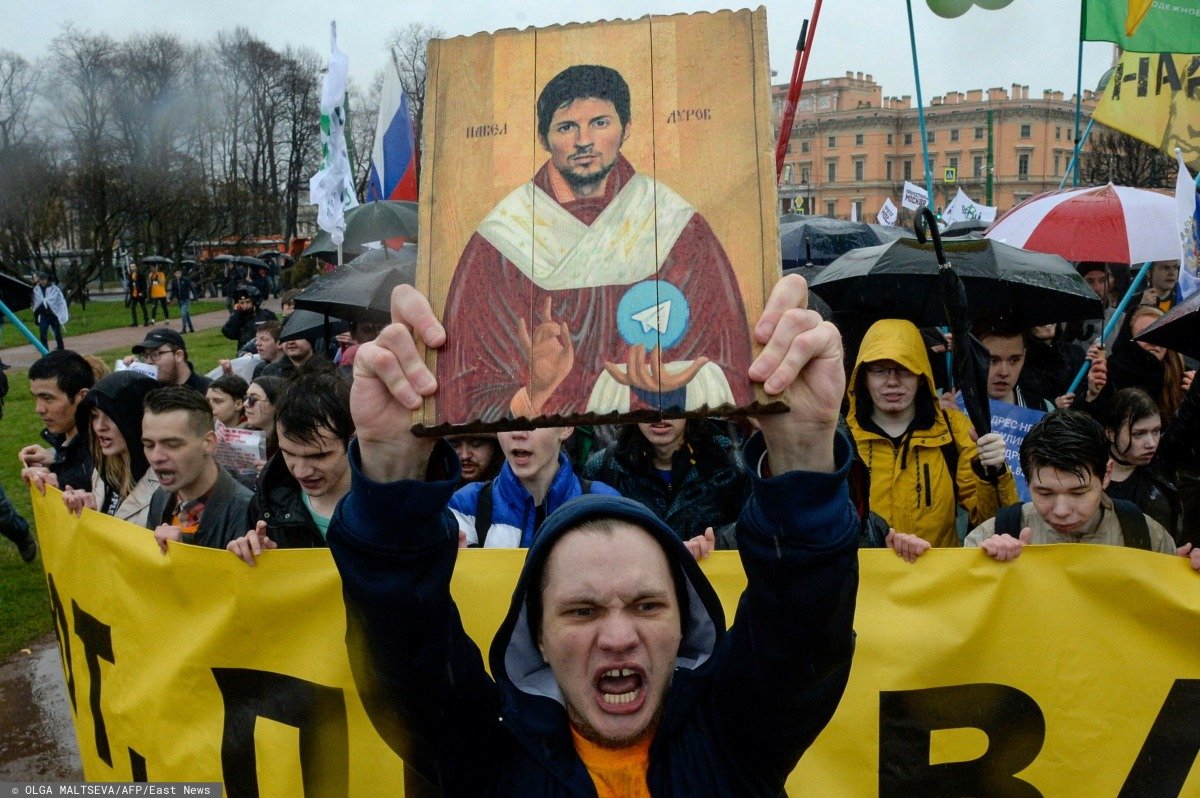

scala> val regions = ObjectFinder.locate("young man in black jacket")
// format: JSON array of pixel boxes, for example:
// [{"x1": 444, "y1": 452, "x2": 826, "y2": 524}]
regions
[
  {"x1": 20, "y1": 350, "x2": 95, "y2": 492},
  {"x1": 326, "y1": 277, "x2": 859, "y2": 796},
  {"x1": 227, "y1": 371, "x2": 354, "y2": 563}
]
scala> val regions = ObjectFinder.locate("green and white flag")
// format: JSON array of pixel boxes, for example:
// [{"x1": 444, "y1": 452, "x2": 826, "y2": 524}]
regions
[
  {"x1": 309, "y1": 21, "x2": 358, "y2": 246},
  {"x1": 943, "y1": 187, "x2": 996, "y2": 224}
]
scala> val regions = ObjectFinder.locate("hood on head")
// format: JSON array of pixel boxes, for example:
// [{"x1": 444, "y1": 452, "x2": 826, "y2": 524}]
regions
[
  {"x1": 489, "y1": 494, "x2": 723, "y2": 708},
  {"x1": 75, "y1": 371, "x2": 159, "y2": 481},
  {"x1": 847, "y1": 318, "x2": 939, "y2": 425}
]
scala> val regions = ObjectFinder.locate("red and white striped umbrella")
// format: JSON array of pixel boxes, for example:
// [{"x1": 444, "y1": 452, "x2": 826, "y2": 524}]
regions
[{"x1": 984, "y1": 183, "x2": 1177, "y2": 264}]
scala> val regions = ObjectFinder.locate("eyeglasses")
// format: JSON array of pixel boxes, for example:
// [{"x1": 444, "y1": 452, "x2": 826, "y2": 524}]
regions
[
  {"x1": 245, "y1": 395, "x2": 268, "y2": 408},
  {"x1": 865, "y1": 364, "x2": 914, "y2": 379},
  {"x1": 144, "y1": 347, "x2": 177, "y2": 362}
]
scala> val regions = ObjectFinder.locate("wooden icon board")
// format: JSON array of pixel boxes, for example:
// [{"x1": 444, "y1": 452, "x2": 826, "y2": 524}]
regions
[{"x1": 416, "y1": 7, "x2": 781, "y2": 433}]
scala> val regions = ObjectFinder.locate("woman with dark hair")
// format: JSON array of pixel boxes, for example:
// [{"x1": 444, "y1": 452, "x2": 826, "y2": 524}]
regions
[
  {"x1": 1108, "y1": 305, "x2": 1190, "y2": 423},
  {"x1": 207, "y1": 373, "x2": 248, "y2": 428},
  {"x1": 582, "y1": 418, "x2": 749, "y2": 546},
  {"x1": 244, "y1": 376, "x2": 283, "y2": 435},
  {"x1": 32, "y1": 371, "x2": 162, "y2": 526},
  {"x1": 1102, "y1": 388, "x2": 1180, "y2": 535}
]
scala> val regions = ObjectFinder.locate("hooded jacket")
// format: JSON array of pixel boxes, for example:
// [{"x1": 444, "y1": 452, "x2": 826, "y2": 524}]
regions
[
  {"x1": 74, "y1": 371, "x2": 161, "y2": 526},
  {"x1": 328, "y1": 435, "x2": 858, "y2": 796},
  {"x1": 846, "y1": 319, "x2": 1018, "y2": 548},
  {"x1": 247, "y1": 451, "x2": 326, "y2": 549},
  {"x1": 449, "y1": 452, "x2": 620, "y2": 548}
]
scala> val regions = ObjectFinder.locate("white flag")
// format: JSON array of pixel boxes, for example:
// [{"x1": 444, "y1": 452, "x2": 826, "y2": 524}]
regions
[
  {"x1": 850, "y1": 203, "x2": 858, "y2": 222},
  {"x1": 943, "y1": 187, "x2": 997, "y2": 224},
  {"x1": 901, "y1": 181, "x2": 929, "y2": 211},
  {"x1": 877, "y1": 198, "x2": 899, "y2": 226},
  {"x1": 309, "y1": 21, "x2": 359, "y2": 247},
  {"x1": 1176, "y1": 148, "x2": 1199, "y2": 279}
]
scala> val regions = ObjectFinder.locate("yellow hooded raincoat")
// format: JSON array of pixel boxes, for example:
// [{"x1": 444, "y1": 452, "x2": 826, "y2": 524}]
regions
[{"x1": 847, "y1": 319, "x2": 1018, "y2": 547}]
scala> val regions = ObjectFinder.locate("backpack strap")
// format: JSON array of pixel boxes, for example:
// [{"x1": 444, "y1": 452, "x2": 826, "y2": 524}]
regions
[
  {"x1": 472, "y1": 481, "x2": 494, "y2": 548},
  {"x1": 938, "y1": 411, "x2": 961, "y2": 507},
  {"x1": 579, "y1": 478, "x2": 592, "y2": 495},
  {"x1": 995, "y1": 504, "x2": 1024, "y2": 538},
  {"x1": 1110, "y1": 498, "x2": 1151, "y2": 550}
]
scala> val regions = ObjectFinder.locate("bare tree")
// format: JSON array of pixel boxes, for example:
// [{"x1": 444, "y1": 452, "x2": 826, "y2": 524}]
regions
[
  {"x1": 385, "y1": 23, "x2": 443, "y2": 145},
  {"x1": 1081, "y1": 128, "x2": 1175, "y2": 189},
  {"x1": 0, "y1": 50, "x2": 39, "y2": 150}
]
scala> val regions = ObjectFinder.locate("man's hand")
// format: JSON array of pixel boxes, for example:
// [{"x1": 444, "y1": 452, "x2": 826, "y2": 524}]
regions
[
  {"x1": 684, "y1": 527, "x2": 716, "y2": 561},
  {"x1": 121, "y1": 355, "x2": 137, "y2": 366},
  {"x1": 751, "y1": 275, "x2": 844, "y2": 474},
  {"x1": 1085, "y1": 347, "x2": 1107, "y2": 402},
  {"x1": 980, "y1": 529, "x2": 1031, "y2": 562},
  {"x1": 227, "y1": 521, "x2": 277, "y2": 566},
  {"x1": 1183, "y1": 370, "x2": 1195, "y2": 394},
  {"x1": 937, "y1": 389, "x2": 960, "y2": 414},
  {"x1": 976, "y1": 432, "x2": 1007, "y2": 470},
  {"x1": 885, "y1": 529, "x2": 931, "y2": 563},
  {"x1": 61, "y1": 487, "x2": 97, "y2": 516},
  {"x1": 154, "y1": 524, "x2": 183, "y2": 554},
  {"x1": 21, "y1": 466, "x2": 59, "y2": 494},
  {"x1": 604, "y1": 345, "x2": 708, "y2": 395},
  {"x1": 351, "y1": 285, "x2": 445, "y2": 482},
  {"x1": 219, "y1": 358, "x2": 234, "y2": 375},
  {"x1": 1175, "y1": 543, "x2": 1200, "y2": 572},
  {"x1": 514, "y1": 296, "x2": 574, "y2": 416},
  {"x1": 19, "y1": 444, "x2": 53, "y2": 468}
]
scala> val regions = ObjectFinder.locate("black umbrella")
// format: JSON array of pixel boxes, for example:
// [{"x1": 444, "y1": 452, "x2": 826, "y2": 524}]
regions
[
  {"x1": 1134, "y1": 289, "x2": 1200, "y2": 360},
  {"x1": 301, "y1": 229, "x2": 365, "y2": 260},
  {"x1": 781, "y1": 266, "x2": 833, "y2": 320},
  {"x1": 868, "y1": 223, "x2": 916, "y2": 243},
  {"x1": 231, "y1": 255, "x2": 269, "y2": 269},
  {"x1": 0, "y1": 270, "x2": 34, "y2": 312},
  {"x1": 341, "y1": 200, "x2": 419, "y2": 248},
  {"x1": 811, "y1": 236, "x2": 1103, "y2": 329},
  {"x1": 293, "y1": 247, "x2": 416, "y2": 323},
  {"x1": 140, "y1": 255, "x2": 172, "y2": 265},
  {"x1": 940, "y1": 219, "x2": 990, "y2": 238},
  {"x1": 278, "y1": 308, "x2": 350, "y2": 342},
  {"x1": 779, "y1": 215, "x2": 881, "y2": 267},
  {"x1": 210, "y1": 254, "x2": 235, "y2": 263}
]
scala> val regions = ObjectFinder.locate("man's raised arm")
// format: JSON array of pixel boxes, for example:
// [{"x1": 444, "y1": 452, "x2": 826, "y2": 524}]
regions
[{"x1": 714, "y1": 274, "x2": 860, "y2": 789}]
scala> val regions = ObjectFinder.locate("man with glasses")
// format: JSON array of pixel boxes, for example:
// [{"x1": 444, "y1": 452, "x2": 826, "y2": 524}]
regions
[
  {"x1": 846, "y1": 318, "x2": 1017, "y2": 548},
  {"x1": 129, "y1": 329, "x2": 212, "y2": 395}
]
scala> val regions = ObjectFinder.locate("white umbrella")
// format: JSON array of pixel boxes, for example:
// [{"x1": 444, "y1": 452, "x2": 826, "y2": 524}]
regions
[{"x1": 985, "y1": 183, "x2": 1177, "y2": 264}]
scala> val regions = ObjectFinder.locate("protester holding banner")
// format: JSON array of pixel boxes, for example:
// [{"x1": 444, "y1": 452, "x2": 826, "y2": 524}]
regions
[
  {"x1": 142, "y1": 387, "x2": 254, "y2": 552},
  {"x1": 847, "y1": 319, "x2": 1017, "y2": 548},
  {"x1": 20, "y1": 350, "x2": 96, "y2": 492},
  {"x1": 227, "y1": 371, "x2": 354, "y2": 563},
  {"x1": 328, "y1": 275, "x2": 858, "y2": 796},
  {"x1": 43, "y1": 371, "x2": 162, "y2": 527}
]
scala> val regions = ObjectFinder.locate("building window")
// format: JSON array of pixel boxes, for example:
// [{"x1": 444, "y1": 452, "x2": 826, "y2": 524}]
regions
[
  {"x1": 827, "y1": 160, "x2": 837, "y2": 182},
  {"x1": 825, "y1": 200, "x2": 837, "y2": 217},
  {"x1": 973, "y1": 155, "x2": 984, "y2": 177},
  {"x1": 974, "y1": 127, "x2": 984, "y2": 140},
  {"x1": 854, "y1": 159, "x2": 865, "y2": 181},
  {"x1": 800, "y1": 166, "x2": 811, "y2": 183},
  {"x1": 887, "y1": 133, "x2": 894, "y2": 145},
  {"x1": 1055, "y1": 126, "x2": 1062, "y2": 140},
  {"x1": 886, "y1": 160, "x2": 894, "y2": 181},
  {"x1": 1053, "y1": 153, "x2": 1061, "y2": 175},
  {"x1": 949, "y1": 129, "x2": 959, "y2": 142},
  {"x1": 1018, "y1": 153, "x2": 1030, "y2": 179},
  {"x1": 948, "y1": 156, "x2": 959, "y2": 173},
  {"x1": 903, "y1": 160, "x2": 913, "y2": 180},
  {"x1": 855, "y1": 133, "x2": 864, "y2": 146},
  {"x1": 904, "y1": 132, "x2": 913, "y2": 145},
  {"x1": 828, "y1": 135, "x2": 837, "y2": 148},
  {"x1": 1019, "y1": 124, "x2": 1032, "y2": 138},
  {"x1": 926, "y1": 130, "x2": 935, "y2": 143},
  {"x1": 801, "y1": 140, "x2": 810, "y2": 153},
  {"x1": 852, "y1": 200, "x2": 863, "y2": 220}
]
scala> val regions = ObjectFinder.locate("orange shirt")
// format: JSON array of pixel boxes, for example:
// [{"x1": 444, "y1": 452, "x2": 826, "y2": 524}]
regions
[{"x1": 570, "y1": 727, "x2": 652, "y2": 798}]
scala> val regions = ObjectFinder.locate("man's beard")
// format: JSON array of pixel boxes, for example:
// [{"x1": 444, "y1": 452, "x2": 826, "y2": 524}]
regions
[{"x1": 558, "y1": 157, "x2": 617, "y2": 192}]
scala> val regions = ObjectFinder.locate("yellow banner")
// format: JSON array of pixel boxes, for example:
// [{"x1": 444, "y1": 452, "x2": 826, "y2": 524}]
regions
[
  {"x1": 1093, "y1": 51, "x2": 1200, "y2": 170},
  {"x1": 33, "y1": 489, "x2": 1200, "y2": 795}
]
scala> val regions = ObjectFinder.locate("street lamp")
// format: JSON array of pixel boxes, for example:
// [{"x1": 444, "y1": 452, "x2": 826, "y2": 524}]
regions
[{"x1": 799, "y1": 178, "x2": 814, "y2": 215}]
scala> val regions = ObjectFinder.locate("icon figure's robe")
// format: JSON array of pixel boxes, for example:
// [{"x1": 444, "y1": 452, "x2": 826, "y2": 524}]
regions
[{"x1": 437, "y1": 155, "x2": 753, "y2": 425}]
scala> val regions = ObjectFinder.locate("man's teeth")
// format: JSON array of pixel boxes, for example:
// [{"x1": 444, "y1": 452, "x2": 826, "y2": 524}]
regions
[
  {"x1": 603, "y1": 668, "x2": 636, "y2": 678},
  {"x1": 602, "y1": 690, "x2": 639, "y2": 705}
]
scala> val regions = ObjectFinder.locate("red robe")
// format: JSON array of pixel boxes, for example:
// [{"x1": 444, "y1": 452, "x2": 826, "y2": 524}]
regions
[{"x1": 437, "y1": 156, "x2": 753, "y2": 426}]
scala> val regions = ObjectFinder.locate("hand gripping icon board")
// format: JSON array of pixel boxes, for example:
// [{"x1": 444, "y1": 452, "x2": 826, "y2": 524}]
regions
[{"x1": 416, "y1": 8, "x2": 782, "y2": 432}]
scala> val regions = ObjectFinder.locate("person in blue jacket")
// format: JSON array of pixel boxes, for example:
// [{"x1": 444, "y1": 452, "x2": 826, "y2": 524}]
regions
[{"x1": 328, "y1": 275, "x2": 859, "y2": 797}]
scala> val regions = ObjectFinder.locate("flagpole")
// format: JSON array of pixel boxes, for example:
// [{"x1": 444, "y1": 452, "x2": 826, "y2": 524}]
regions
[
  {"x1": 1072, "y1": 33, "x2": 1084, "y2": 186},
  {"x1": 905, "y1": 0, "x2": 934, "y2": 205},
  {"x1": 774, "y1": 1, "x2": 824, "y2": 181},
  {"x1": 0, "y1": 299, "x2": 49, "y2": 355},
  {"x1": 1060, "y1": 116, "x2": 1095, "y2": 189}
]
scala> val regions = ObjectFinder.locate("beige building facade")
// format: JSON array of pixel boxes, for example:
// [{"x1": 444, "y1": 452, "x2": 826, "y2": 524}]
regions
[{"x1": 774, "y1": 72, "x2": 1100, "y2": 222}]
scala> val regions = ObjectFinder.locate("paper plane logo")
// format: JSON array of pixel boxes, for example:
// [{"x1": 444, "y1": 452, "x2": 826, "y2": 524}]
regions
[{"x1": 632, "y1": 301, "x2": 672, "y2": 334}]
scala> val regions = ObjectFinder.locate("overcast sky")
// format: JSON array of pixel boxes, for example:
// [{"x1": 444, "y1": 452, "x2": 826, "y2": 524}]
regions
[{"x1": 5, "y1": 0, "x2": 1114, "y2": 101}]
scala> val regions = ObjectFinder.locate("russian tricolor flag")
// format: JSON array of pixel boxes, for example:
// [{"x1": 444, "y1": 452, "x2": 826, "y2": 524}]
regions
[{"x1": 367, "y1": 67, "x2": 418, "y2": 202}]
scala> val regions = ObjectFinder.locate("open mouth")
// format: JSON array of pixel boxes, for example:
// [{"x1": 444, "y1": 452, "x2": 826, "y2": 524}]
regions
[
  {"x1": 509, "y1": 448, "x2": 534, "y2": 466},
  {"x1": 594, "y1": 666, "x2": 646, "y2": 714}
]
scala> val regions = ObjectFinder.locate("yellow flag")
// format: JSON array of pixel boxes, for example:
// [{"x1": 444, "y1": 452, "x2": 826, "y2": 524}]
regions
[{"x1": 1093, "y1": 51, "x2": 1200, "y2": 170}]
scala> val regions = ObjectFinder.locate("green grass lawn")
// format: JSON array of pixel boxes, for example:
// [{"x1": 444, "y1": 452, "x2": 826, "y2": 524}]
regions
[
  {"x1": 1, "y1": 299, "x2": 227, "y2": 350},
  {"x1": 0, "y1": 326, "x2": 235, "y2": 659}
]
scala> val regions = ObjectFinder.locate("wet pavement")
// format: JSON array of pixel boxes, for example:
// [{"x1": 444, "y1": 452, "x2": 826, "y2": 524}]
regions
[{"x1": 0, "y1": 633, "x2": 82, "y2": 781}]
